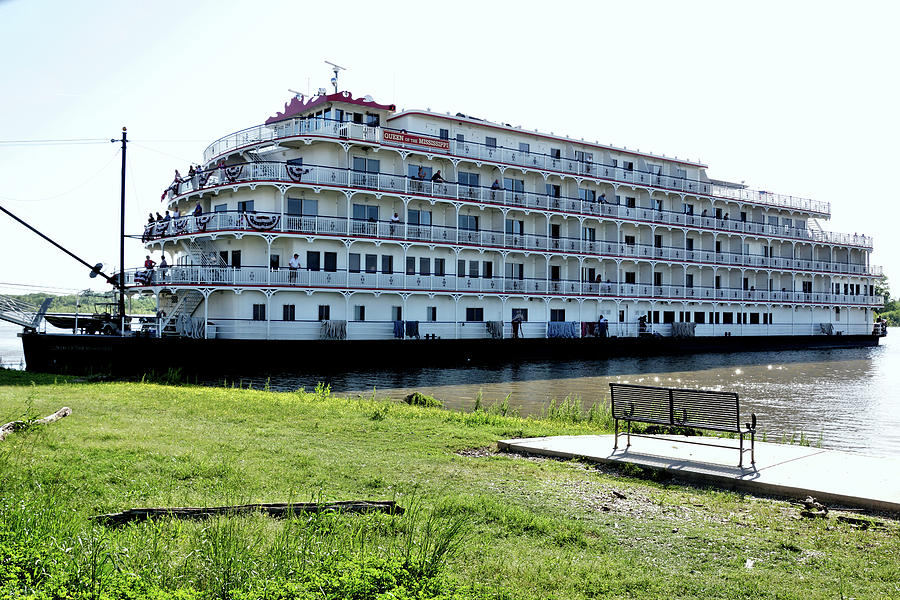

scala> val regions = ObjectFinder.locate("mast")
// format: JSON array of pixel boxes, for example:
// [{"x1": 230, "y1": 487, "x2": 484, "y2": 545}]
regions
[{"x1": 117, "y1": 127, "x2": 127, "y2": 334}]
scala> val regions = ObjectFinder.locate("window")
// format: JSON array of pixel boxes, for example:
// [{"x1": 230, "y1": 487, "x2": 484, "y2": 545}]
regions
[
  {"x1": 237, "y1": 200, "x2": 254, "y2": 213},
  {"x1": 623, "y1": 161, "x2": 634, "y2": 171},
  {"x1": 214, "y1": 203, "x2": 227, "y2": 212},
  {"x1": 722, "y1": 312, "x2": 734, "y2": 324},
  {"x1": 715, "y1": 241, "x2": 721, "y2": 253},
  {"x1": 654, "y1": 234, "x2": 662, "y2": 248},
  {"x1": 654, "y1": 272, "x2": 662, "y2": 286},
  {"x1": 485, "y1": 136, "x2": 497, "y2": 148},
  {"x1": 503, "y1": 178, "x2": 524, "y2": 193},
  {"x1": 768, "y1": 215, "x2": 779, "y2": 226},
  {"x1": 575, "y1": 151, "x2": 593, "y2": 163},
  {"x1": 419, "y1": 257, "x2": 431, "y2": 275},
  {"x1": 624, "y1": 235, "x2": 635, "y2": 246},
  {"x1": 458, "y1": 214, "x2": 479, "y2": 230},
  {"x1": 506, "y1": 219, "x2": 524, "y2": 235},
  {"x1": 306, "y1": 251, "x2": 320, "y2": 271},
  {"x1": 323, "y1": 252, "x2": 337, "y2": 272},
  {"x1": 439, "y1": 128, "x2": 449, "y2": 140},
  {"x1": 352, "y1": 157, "x2": 380, "y2": 173},
  {"x1": 675, "y1": 167, "x2": 687, "y2": 179},
  {"x1": 318, "y1": 305, "x2": 330, "y2": 321},
  {"x1": 686, "y1": 238, "x2": 694, "y2": 251},
  {"x1": 468, "y1": 260, "x2": 480, "y2": 278},
  {"x1": 349, "y1": 253, "x2": 360, "y2": 273},
  {"x1": 695, "y1": 311, "x2": 706, "y2": 324},
  {"x1": 482, "y1": 261, "x2": 493, "y2": 278},
  {"x1": 686, "y1": 274, "x2": 694, "y2": 288},
  {"x1": 466, "y1": 307, "x2": 484, "y2": 322},
  {"x1": 740, "y1": 211, "x2": 747, "y2": 222},
  {"x1": 456, "y1": 133, "x2": 464, "y2": 143},
  {"x1": 550, "y1": 148, "x2": 561, "y2": 159},
  {"x1": 352, "y1": 203, "x2": 379, "y2": 221},
  {"x1": 742, "y1": 277, "x2": 749, "y2": 291},
  {"x1": 381, "y1": 255, "x2": 393, "y2": 274},
  {"x1": 625, "y1": 272, "x2": 636, "y2": 284},
  {"x1": 457, "y1": 171, "x2": 479, "y2": 187},
  {"x1": 457, "y1": 259, "x2": 465, "y2": 278},
  {"x1": 282, "y1": 304, "x2": 295, "y2": 321},
  {"x1": 683, "y1": 204, "x2": 694, "y2": 215},
  {"x1": 426, "y1": 306, "x2": 437, "y2": 322},
  {"x1": 435, "y1": 258, "x2": 445, "y2": 276},
  {"x1": 230, "y1": 250, "x2": 241, "y2": 268},
  {"x1": 715, "y1": 275, "x2": 721, "y2": 289},
  {"x1": 406, "y1": 256, "x2": 416, "y2": 275},
  {"x1": 354, "y1": 305, "x2": 366, "y2": 321},
  {"x1": 550, "y1": 265, "x2": 561, "y2": 281},
  {"x1": 365, "y1": 113, "x2": 379, "y2": 127},
  {"x1": 252, "y1": 304, "x2": 265, "y2": 321},
  {"x1": 545, "y1": 183, "x2": 561, "y2": 198},
  {"x1": 270, "y1": 254, "x2": 280, "y2": 269},
  {"x1": 365, "y1": 254, "x2": 377, "y2": 273},
  {"x1": 802, "y1": 281, "x2": 813, "y2": 293},
  {"x1": 392, "y1": 306, "x2": 402, "y2": 321},
  {"x1": 506, "y1": 262, "x2": 524, "y2": 279},
  {"x1": 654, "y1": 198, "x2": 663, "y2": 211},
  {"x1": 512, "y1": 308, "x2": 528, "y2": 321},
  {"x1": 408, "y1": 209, "x2": 432, "y2": 225},
  {"x1": 287, "y1": 198, "x2": 317, "y2": 216},
  {"x1": 408, "y1": 164, "x2": 433, "y2": 179},
  {"x1": 583, "y1": 227, "x2": 596, "y2": 242},
  {"x1": 625, "y1": 197, "x2": 636, "y2": 208},
  {"x1": 519, "y1": 142, "x2": 530, "y2": 153},
  {"x1": 550, "y1": 309, "x2": 566, "y2": 322},
  {"x1": 750, "y1": 312, "x2": 760, "y2": 324},
  {"x1": 579, "y1": 188, "x2": 596, "y2": 202}
]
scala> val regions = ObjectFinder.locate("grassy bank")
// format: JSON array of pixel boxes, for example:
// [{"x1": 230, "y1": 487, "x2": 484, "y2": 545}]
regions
[{"x1": 1, "y1": 371, "x2": 898, "y2": 599}]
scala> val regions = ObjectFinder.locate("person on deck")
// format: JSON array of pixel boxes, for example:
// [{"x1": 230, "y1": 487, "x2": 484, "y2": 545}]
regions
[
  {"x1": 431, "y1": 170, "x2": 445, "y2": 183},
  {"x1": 288, "y1": 253, "x2": 301, "y2": 283}
]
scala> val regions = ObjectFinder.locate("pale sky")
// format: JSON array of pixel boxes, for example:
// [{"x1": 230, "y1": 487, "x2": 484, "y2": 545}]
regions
[{"x1": 1, "y1": 0, "x2": 897, "y2": 295}]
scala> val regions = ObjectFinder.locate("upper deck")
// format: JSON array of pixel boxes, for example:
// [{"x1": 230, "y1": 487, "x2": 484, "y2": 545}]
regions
[{"x1": 201, "y1": 92, "x2": 831, "y2": 219}]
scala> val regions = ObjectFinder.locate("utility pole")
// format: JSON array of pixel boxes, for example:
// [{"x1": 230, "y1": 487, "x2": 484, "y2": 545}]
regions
[{"x1": 117, "y1": 127, "x2": 127, "y2": 334}]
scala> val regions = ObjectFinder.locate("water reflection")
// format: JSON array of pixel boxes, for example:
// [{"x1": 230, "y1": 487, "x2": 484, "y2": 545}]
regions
[{"x1": 217, "y1": 334, "x2": 898, "y2": 457}]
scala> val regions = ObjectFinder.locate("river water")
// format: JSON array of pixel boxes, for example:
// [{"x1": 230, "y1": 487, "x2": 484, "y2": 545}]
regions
[{"x1": 2, "y1": 322, "x2": 897, "y2": 456}]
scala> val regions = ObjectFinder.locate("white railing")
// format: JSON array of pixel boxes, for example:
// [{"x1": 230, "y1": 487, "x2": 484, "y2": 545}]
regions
[
  {"x1": 144, "y1": 212, "x2": 882, "y2": 278},
  {"x1": 201, "y1": 120, "x2": 830, "y2": 215},
  {"x1": 165, "y1": 162, "x2": 872, "y2": 249},
  {"x1": 124, "y1": 267, "x2": 884, "y2": 307}
]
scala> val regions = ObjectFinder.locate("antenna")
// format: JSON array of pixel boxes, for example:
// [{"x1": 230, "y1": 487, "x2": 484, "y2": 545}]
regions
[{"x1": 325, "y1": 60, "x2": 346, "y2": 93}]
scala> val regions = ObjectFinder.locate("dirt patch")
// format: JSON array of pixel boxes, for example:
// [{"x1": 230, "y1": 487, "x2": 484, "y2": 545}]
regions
[{"x1": 455, "y1": 446, "x2": 497, "y2": 458}]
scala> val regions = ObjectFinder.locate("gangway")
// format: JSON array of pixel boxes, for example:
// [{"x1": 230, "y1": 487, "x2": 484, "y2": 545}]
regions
[{"x1": 0, "y1": 294, "x2": 51, "y2": 330}]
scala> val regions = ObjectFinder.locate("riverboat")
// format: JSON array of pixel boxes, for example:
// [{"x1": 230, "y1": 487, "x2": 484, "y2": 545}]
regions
[{"x1": 17, "y1": 79, "x2": 886, "y2": 375}]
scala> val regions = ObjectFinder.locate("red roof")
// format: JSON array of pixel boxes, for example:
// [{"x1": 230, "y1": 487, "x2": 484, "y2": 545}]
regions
[{"x1": 265, "y1": 91, "x2": 396, "y2": 125}]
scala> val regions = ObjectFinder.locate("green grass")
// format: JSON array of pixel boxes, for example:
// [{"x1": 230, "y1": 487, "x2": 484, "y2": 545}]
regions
[{"x1": 1, "y1": 370, "x2": 899, "y2": 599}]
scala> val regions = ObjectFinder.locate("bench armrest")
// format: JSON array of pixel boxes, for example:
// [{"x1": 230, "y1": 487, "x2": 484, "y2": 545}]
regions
[{"x1": 744, "y1": 413, "x2": 757, "y2": 433}]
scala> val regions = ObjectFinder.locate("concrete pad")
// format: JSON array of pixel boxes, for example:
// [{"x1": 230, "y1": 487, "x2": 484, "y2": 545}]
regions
[{"x1": 497, "y1": 434, "x2": 900, "y2": 513}]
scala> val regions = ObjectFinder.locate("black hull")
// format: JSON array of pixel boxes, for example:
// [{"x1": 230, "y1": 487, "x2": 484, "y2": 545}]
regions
[{"x1": 20, "y1": 331, "x2": 881, "y2": 377}]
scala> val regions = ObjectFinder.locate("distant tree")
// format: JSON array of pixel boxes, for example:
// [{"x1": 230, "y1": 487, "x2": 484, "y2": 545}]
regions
[{"x1": 875, "y1": 275, "x2": 891, "y2": 306}]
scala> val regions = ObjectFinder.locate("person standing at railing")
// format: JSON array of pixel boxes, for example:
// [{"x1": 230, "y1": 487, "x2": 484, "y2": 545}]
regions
[
  {"x1": 158, "y1": 255, "x2": 169, "y2": 281},
  {"x1": 431, "y1": 170, "x2": 445, "y2": 183},
  {"x1": 193, "y1": 203, "x2": 202, "y2": 217},
  {"x1": 289, "y1": 253, "x2": 301, "y2": 283},
  {"x1": 390, "y1": 212, "x2": 401, "y2": 236}
]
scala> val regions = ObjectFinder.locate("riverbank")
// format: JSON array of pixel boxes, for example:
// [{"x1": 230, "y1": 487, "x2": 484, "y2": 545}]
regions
[{"x1": 2, "y1": 370, "x2": 898, "y2": 599}]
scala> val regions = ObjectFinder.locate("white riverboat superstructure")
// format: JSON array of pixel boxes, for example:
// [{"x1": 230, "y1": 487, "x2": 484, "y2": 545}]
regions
[{"x1": 130, "y1": 89, "x2": 882, "y2": 343}]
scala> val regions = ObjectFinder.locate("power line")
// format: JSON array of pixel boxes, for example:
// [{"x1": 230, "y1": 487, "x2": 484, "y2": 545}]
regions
[{"x1": 0, "y1": 138, "x2": 109, "y2": 146}]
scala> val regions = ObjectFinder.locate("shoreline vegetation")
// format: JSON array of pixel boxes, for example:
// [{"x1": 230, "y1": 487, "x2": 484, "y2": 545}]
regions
[{"x1": 1, "y1": 369, "x2": 898, "y2": 599}]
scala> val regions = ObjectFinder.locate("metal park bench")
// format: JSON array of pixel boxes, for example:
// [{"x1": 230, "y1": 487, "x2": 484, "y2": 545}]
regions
[{"x1": 610, "y1": 383, "x2": 757, "y2": 469}]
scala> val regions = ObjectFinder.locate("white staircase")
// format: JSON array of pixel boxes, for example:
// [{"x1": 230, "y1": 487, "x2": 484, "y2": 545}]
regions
[
  {"x1": 184, "y1": 239, "x2": 226, "y2": 267},
  {"x1": 159, "y1": 291, "x2": 204, "y2": 337}
]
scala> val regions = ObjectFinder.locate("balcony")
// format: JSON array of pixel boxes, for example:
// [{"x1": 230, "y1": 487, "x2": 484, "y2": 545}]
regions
[
  {"x1": 167, "y1": 161, "x2": 872, "y2": 249},
  {"x1": 201, "y1": 119, "x2": 830, "y2": 216},
  {"x1": 124, "y1": 266, "x2": 883, "y2": 308},
  {"x1": 143, "y1": 211, "x2": 882, "y2": 278}
]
